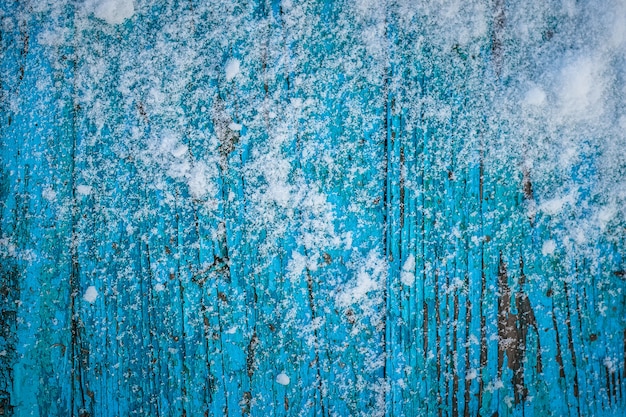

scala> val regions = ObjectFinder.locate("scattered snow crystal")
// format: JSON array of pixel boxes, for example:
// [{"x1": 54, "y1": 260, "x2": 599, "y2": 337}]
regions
[
  {"x1": 337, "y1": 251, "x2": 386, "y2": 306},
  {"x1": 76, "y1": 185, "x2": 93, "y2": 195},
  {"x1": 287, "y1": 251, "x2": 307, "y2": 281},
  {"x1": 225, "y1": 59, "x2": 240, "y2": 81},
  {"x1": 557, "y1": 56, "x2": 605, "y2": 120},
  {"x1": 42, "y1": 188, "x2": 57, "y2": 202},
  {"x1": 539, "y1": 192, "x2": 576, "y2": 215},
  {"x1": 276, "y1": 372, "x2": 290, "y2": 385},
  {"x1": 401, "y1": 254, "x2": 416, "y2": 286},
  {"x1": 171, "y1": 145, "x2": 188, "y2": 159},
  {"x1": 541, "y1": 240, "x2": 556, "y2": 256},
  {"x1": 604, "y1": 357, "x2": 617, "y2": 374},
  {"x1": 524, "y1": 86, "x2": 546, "y2": 107},
  {"x1": 83, "y1": 286, "x2": 98, "y2": 304},
  {"x1": 187, "y1": 162, "x2": 216, "y2": 199}
]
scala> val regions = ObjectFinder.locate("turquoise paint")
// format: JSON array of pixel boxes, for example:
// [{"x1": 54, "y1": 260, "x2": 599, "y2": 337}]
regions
[{"x1": 1, "y1": 0, "x2": 625, "y2": 416}]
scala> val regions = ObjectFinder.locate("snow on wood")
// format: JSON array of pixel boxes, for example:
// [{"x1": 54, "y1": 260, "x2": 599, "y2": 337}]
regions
[{"x1": 1, "y1": 0, "x2": 625, "y2": 416}]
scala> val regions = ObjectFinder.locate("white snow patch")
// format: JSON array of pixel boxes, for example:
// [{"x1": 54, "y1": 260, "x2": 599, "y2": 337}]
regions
[
  {"x1": 465, "y1": 369, "x2": 478, "y2": 380},
  {"x1": 346, "y1": 271, "x2": 377, "y2": 303},
  {"x1": 187, "y1": 162, "x2": 216, "y2": 199},
  {"x1": 290, "y1": 97, "x2": 303, "y2": 108},
  {"x1": 604, "y1": 356, "x2": 617, "y2": 373},
  {"x1": 42, "y1": 188, "x2": 57, "y2": 202},
  {"x1": 225, "y1": 59, "x2": 240, "y2": 81},
  {"x1": 558, "y1": 146, "x2": 578, "y2": 169},
  {"x1": 168, "y1": 159, "x2": 191, "y2": 180},
  {"x1": 609, "y1": 4, "x2": 626, "y2": 47},
  {"x1": 89, "y1": 0, "x2": 134, "y2": 25},
  {"x1": 76, "y1": 185, "x2": 93, "y2": 196},
  {"x1": 596, "y1": 205, "x2": 616, "y2": 230},
  {"x1": 159, "y1": 133, "x2": 179, "y2": 155},
  {"x1": 228, "y1": 122, "x2": 242, "y2": 131},
  {"x1": 276, "y1": 372, "x2": 290, "y2": 385},
  {"x1": 524, "y1": 86, "x2": 546, "y2": 107},
  {"x1": 539, "y1": 192, "x2": 576, "y2": 215},
  {"x1": 38, "y1": 27, "x2": 70, "y2": 47},
  {"x1": 344, "y1": 232, "x2": 353, "y2": 250},
  {"x1": 401, "y1": 254, "x2": 416, "y2": 286},
  {"x1": 287, "y1": 251, "x2": 307, "y2": 280},
  {"x1": 171, "y1": 144, "x2": 188, "y2": 159},
  {"x1": 337, "y1": 251, "x2": 386, "y2": 306},
  {"x1": 557, "y1": 56, "x2": 605, "y2": 119},
  {"x1": 154, "y1": 283, "x2": 165, "y2": 292},
  {"x1": 268, "y1": 182, "x2": 292, "y2": 207},
  {"x1": 541, "y1": 240, "x2": 556, "y2": 256},
  {"x1": 83, "y1": 286, "x2": 98, "y2": 304},
  {"x1": 150, "y1": 132, "x2": 218, "y2": 200},
  {"x1": 504, "y1": 396, "x2": 514, "y2": 408}
]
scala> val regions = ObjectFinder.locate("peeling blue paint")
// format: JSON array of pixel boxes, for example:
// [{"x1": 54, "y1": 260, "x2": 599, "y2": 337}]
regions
[{"x1": 1, "y1": 1, "x2": 625, "y2": 416}]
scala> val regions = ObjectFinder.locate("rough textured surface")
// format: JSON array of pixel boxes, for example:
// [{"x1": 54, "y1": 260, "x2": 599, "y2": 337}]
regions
[{"x1": 1, "y1": 0, "x2": 625, "y2": 416}]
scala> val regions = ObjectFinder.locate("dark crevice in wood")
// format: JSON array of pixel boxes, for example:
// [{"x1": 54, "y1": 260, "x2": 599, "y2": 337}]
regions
[
  {"x1": 623, "y1": 330, "x2": 626, "y2": 375},
  {"x1": 240, "y1": 391, "x2": 252, "y2": 415},
  {"x1": 496, "y1": 254, "x2": 512, "y2": 379},
  {"x1": 421, "y1": 161, "x2": 428, "y2": 367},
  {"x1": 145, "y1": 243, "x2": 162, "y2": 417},
  {"x1": 522, "y1": 169, "x2": 533, "y2": 201},
  {"x1": 522, "y1": 168, "x2": 535, "y2": 225},
  {"x1": 313, "y1": 314, "x2": 326, "y2": 413},
  {"x1": 68, "y1": 50, "x2": 89, "y2": 417},
  {"x1": 173, "y1": 196, "x2": 188, "y2": 413},
  {"x1": 491, "y1": 0, "x2": 505, "y2": 77},
  {"x1": 477, "y1": 264, "x2": 487, "y2": 411},
  {"x1": 213, "y1": 98, "x2": 240, "y2": 172},
  {"x1": 452, "y1": 292, "x2": 459, "y2": 417},
  {"x1": 303, "y1": 254, "x2": 326, "y2": 417},
  {"x1": 434, "y1": 268, "x2": 442, "y2": 417},
  {"x1": 382, "y1": 23, "x2": 391, "y2": 411},
  {"x1": 497, "y1": 255, "x2": 539, "y2": 404},
  {"x1": 606, "y1": 364, "x2": 612, "y2": 407},
  {"x1": 563, "y1": 281, "x2": 580, "y2": 408},
  {"x1": 424, "y1": 300, "x2": 429, "y2": 361},
  {"x1": 16, "y1": 22, "x2": 29, "y2": 85},
  {"x1": 245, "y1": 329, "x2": 258, "y2": 379},
  {"x1": 0, "y1": 263, "x2": 18, "y2": 417},
  {"x1": 400, "y1": 146, "x2": 405, "y2": 229},
  {"x1": 477, "y1": 152, "x2": 486, "y2": 414},
  {"x1": 551, "y1": 299, "x2": 566, "y2": 380},
  {"x1": 514, "y1": 258, "x2": 538, "y2": 403},
  {"x1": 463, "y1": 269, "x2": 472, "y2": 417},
  {"x1": 612, "y1": 372, "x2": 618, "y2": 402}
]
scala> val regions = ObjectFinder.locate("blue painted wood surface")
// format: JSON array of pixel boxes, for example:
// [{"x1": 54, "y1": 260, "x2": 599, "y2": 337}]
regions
[{"x1": 1, "y1": 0, "x2": 626, "y2": 416}]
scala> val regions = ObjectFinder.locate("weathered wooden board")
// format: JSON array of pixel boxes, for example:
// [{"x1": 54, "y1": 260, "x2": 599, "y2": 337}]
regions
[{"x1": 1, "y1": 0, "x2": 625, "y2": 416}]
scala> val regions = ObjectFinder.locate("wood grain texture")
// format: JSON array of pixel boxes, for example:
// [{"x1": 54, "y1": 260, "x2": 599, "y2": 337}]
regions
[{"x1": 1, "y1": 1, "x2": 625, "y2": 416}]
